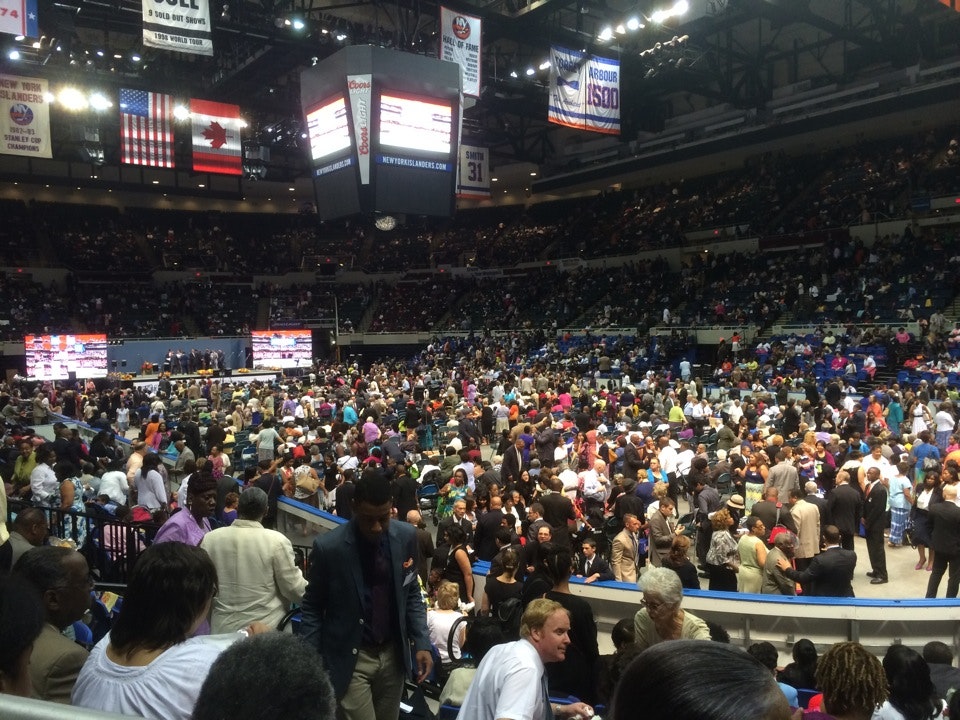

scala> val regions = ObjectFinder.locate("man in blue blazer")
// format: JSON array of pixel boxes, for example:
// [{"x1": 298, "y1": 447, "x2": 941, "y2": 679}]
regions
[{"x1": 301, "y1": 469, "x2": 433, "y2": 720}]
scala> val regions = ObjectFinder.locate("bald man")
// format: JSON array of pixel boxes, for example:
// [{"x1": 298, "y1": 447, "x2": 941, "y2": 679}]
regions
[
  {"x1": 406, "y1": 509, "x2": 434, "y2": 585},
  {"x1": 474, "y1": 496, "x2": 507, "y2": 561}
]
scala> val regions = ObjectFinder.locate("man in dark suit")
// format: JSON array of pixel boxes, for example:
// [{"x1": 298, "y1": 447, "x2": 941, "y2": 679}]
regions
[
  {"x1": 540, "y1": 476, "x2": 577, "y2": 548},
  {"x1": 574, "y1": 537, "x2": 614, "y2": 583},
  {"x1": 827, "y1": 470, "x2": 862, "y2": 551},
  {"x1": 778, "y1": 525, "x2": 857, "y2": 597},
  {"x1": 926, "y1": 483, "x2": 960, "y2": 598},
  {"x1": 474, "y1": 496, "x2": 507, "y2": 561},
  {"x1": 438, "y1": 498, "x2": 474, "y2": 545},
  {"x1": 862, "y1": 466, "x2": 888, "y2": 584},
  {"x1": 804, "y1": 481, "x2": 831, "y2": 531},
  {"x1": 406, "y1": 509, "x2": 434, "y2": 586},
  {"x1": 622, "y1": 433, "x2": 644, "y2": 481},
  {"x1": 523, "y1": 502, "x2": 549, "y2": 544},
  {"x1": 500, "y1": 438, "x2": 526, "y2": 490},
  {"x1": 749, "y1": 486, "x2": 797, "y2": 543},
  {"x1": 300, "y1": 470, "x2": 432, "y2": 720}
]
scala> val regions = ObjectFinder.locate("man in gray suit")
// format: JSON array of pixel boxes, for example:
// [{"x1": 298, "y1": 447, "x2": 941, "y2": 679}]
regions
[{"x1": 301, "y1": 470, "x2": 433, "y2": 720}]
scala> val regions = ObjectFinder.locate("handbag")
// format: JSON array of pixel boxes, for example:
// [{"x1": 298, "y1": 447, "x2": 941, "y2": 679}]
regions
[
  {"x1": 295, "y1": 472, "x2": 321, "y2": 494},
  {"x1": 768, "y1": 504, "x2": 790, "y2": 544}
]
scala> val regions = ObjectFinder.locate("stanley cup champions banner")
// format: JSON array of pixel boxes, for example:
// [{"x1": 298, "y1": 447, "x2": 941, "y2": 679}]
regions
[
  {"x1": 548, "y1": 46, "x2": 620, "y2": 135},
  {"x1": 439, "y1": 6, "x2": 481, "y2": 97},
  {"x1": 142, "y1": 0, "x2": 213, "y2": 56},
  {"x1": 0, "y1": 73, "x2": 51, "y2": 158}
]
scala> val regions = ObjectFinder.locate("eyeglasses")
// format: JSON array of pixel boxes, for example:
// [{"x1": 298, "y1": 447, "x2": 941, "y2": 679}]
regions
[{"x1": 639, "y1": 597, "x2": 670, "y2": 613}]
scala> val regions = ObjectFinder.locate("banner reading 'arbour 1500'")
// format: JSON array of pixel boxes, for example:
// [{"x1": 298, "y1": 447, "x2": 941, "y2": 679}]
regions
[{"x1": 548, "y1": 46, "x2": 620, "y2": 136}]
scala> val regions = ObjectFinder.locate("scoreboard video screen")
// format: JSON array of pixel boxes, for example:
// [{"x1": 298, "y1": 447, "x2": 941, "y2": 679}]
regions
[
  {"x1": 306, "y1": 95, "x2": 352, "y2": 162},
  {"x1": 379, "y1": 93, "x2": 452, "y2": 155},
  {"x1": 24, "y1": 334, "x2": 108, "y2": 380},
  {"x1": 251, "y1": 330, "x2": 313, "y2": 369}
]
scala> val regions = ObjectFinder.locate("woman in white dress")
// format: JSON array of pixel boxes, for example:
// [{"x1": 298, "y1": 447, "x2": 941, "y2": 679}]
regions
[{"x1": 911, "y1": 399, "x2": 933, "y2": 436}]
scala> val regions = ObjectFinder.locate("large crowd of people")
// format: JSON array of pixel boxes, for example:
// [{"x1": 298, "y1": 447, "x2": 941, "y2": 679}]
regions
[{"x1": 1, "y1": 324, "x2": 960, "y2": 715}]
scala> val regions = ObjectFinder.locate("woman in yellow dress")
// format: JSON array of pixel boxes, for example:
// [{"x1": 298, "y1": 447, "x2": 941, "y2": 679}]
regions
[{"x1": 737, "y1": 516, "x2": 767, "y2": 593}]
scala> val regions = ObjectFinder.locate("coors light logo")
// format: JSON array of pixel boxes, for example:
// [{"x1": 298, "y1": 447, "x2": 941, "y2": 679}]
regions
[{"x1": 348, "y1": 78, "x2": 370, "y2": 156}]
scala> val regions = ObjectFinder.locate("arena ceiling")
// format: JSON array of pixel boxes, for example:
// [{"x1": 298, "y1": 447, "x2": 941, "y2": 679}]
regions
[{"x1": 6, "y1": 0, "x2": 960, "y2": 178}]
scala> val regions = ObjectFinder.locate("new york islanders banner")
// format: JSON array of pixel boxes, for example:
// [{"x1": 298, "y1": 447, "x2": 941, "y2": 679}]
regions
[
  {"x1": 142, "y1": 0, "x2": 213, "y2": 56},
  {"x1": 191, "y1": 98, "x2": 242, "y2": 175},
  {"x1": 439, "y1": 7, "x2": 481, "y2": 97},
  {"x1": 0, "y1": 73, "x2": 51, "y2": 158},
  {"x1": 548, "y1": 46, "x2": 620, "y2": 135}
]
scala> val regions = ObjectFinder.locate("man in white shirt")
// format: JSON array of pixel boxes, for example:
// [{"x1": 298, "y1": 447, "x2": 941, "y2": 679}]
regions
[
  {"x1": 200, "y1": 487, "x2": 308, "y2": 633},
  {"x1": 97, "y1": 460, "x2": 129, "y2": 505},
  {"x1": 456, "y1": 599, "x2": 593, "y2": 720}
]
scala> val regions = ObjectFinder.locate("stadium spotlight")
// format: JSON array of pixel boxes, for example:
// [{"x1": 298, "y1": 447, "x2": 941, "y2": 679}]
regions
[
  {"x1": 597, "y1": 25, "x2": 614, "y2": 41},
  {"x1": 509, "y1": 70, "x2": 518, "y2": 78},
  {"x1": 615, "y1": 24, "x2": 626, "y2": 34},
  {"x1": 626, "y1": 16, "x2": 643, "y2": 30},
  {"x1": 539, "y1": 60, "x2": 551, "y2": 70},
  {"x1": 88, "y1": 92, "x2": 112, "y2": 111},
  {"x1": 525, "y1": 67, "x2": 535, "y2": 76},
  {"x1": 7, "y1": 49, "x2": 19, "y2": 60},
  {"x1": 58, "y1": 87, "x2": 88, "y2": 111},
  {"x1": 292, "y1": 18, "x2": 305, "y2": 30},
  {"x1": 173, "y1": 104, "x2": 191, "y2": 121}
]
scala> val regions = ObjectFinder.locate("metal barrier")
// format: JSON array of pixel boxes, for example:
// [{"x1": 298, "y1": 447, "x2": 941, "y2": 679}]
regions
[
  {"x1": 0, "y1": 695, "x2": 139, "y2": 720},
  {"x1": 472, "y1": 560, "x2": 960, "y2": 659}
]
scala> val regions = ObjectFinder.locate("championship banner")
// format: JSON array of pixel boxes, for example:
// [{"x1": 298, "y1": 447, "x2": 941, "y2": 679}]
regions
[
  {"x1": 120, "y1": 88, "x2": 174, "y2": 168},
  {"x1": 346, "y1": 74, "x2": 372, "y2": 185},
  {"x1": 0, "y1": 73, "x2": 51, "y2": 158},
  {"x1": 142, "y1": 0, "x2": 213, "y2": 57},
  {"x1": 190, "y1": 98, "x2": 242, "y2": 175},
  {"x1": 439, "y1": 6, "x2": 481, "y2": 97},
  {"x1": 548, "y1": 46, "x2": 620, "y2": 135},
  {"x1": 457, "y1": 144, "x2": 489, "y2": 198},
  {"x1": 0, "y1": 0, "x2": 37, "y2": 39}
]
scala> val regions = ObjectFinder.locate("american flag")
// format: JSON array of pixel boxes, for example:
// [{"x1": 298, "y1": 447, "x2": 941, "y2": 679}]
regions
[{"x1": 119, "y1": 88, "x2": 174, "y2": 168}]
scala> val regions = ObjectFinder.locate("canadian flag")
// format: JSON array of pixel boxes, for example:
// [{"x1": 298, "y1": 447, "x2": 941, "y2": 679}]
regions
[{"x1": 190, "y1": 98, "x2": 243, "y2": 175}]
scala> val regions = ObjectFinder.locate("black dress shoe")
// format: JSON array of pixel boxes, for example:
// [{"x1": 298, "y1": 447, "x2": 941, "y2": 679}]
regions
[
  {"x1": 870, "y1": 576, "x2": 888, "y2": 584},
  {"x1": 866, "y1": 571, "x2": 877, "y2": 578}
]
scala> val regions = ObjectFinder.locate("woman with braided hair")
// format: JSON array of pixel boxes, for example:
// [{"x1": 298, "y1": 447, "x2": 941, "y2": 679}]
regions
[{"x1": 803, "y1": 641, "x2": 888, "y2": 720}]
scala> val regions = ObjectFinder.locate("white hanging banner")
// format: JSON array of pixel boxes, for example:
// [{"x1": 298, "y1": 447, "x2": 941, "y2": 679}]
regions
[
  {"x1": 439, "y1": 6, "x2": 481, "y2": 98},
  {"x1": 548, "y1": 45, "x2": 620, "y2": 135},
  {"x1": 457, "y1": 144, "x2": 489, "y2": 198},
  {"x1": 0, "y1": 73, "x2": 51, "y2": 158},
  {"x1": 142, "y1": 0, "x2": 213, "y2": 57}
]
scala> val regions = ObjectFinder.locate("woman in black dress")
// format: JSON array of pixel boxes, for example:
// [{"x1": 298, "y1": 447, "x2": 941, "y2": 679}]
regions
[
  {"x1": 541, "y1": 544, "x2": 600, "y2": 705},
  {"x1": 480, "y1": 548, "x2": 522, "y2": 617},
  {"x1": 662, "y1": 534, "x2": 700, "y2": 590}
]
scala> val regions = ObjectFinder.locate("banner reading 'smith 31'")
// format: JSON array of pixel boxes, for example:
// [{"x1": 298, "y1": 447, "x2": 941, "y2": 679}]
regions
[{"x1": 548, "y1": 46, "x2": 620, "y2": 135}]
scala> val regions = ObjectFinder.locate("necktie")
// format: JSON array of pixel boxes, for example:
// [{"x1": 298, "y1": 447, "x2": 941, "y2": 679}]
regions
[
  {"x1": 585, "y1": 558, "x2": 592, "y2": 575},
  {"x1": 541, "y1": 674, "x2": 553, "y2": 720},
  {"x1": 632, "y1": 533, "x2": 639, "y2": 563}
]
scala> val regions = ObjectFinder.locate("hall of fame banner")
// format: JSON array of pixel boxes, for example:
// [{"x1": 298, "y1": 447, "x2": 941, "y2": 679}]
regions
[
  {"x1": 0, "y1": 73, "x2": 51, "y2": 158},
  {"x1": 439, "y1": 6, "x2": 481, "y2": 98},
  {"x1": 548, "y1": 46, "x2": 620, "y2": 135},
  {"x1": 142, "y1": 0, "x2": 213, "y2": 56}
]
